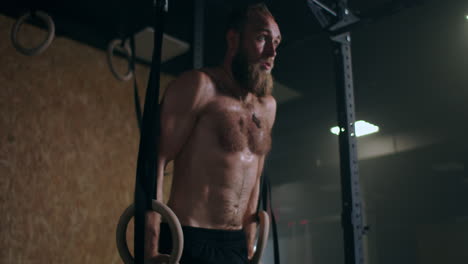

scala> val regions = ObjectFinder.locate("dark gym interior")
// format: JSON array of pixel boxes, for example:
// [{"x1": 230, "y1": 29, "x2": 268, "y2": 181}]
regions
[{"x1": 1, "y1": 0, "x2": 467, "y2": 263}]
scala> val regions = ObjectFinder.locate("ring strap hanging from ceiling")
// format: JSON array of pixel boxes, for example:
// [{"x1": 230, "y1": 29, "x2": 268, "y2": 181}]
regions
[
  {"x1": 133, "y1": 0, "x2": 167, "y2": 263},
  {"x1": 128, "y1": 36, "x2": 143, "y2": 131}
]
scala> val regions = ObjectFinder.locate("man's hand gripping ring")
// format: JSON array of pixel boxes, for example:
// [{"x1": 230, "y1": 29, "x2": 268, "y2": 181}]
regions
[
  {"x1": 116, "y1": 200, "x2": 183, "y2": 264},
  {"x1": 251, "y1": 210, "x2": 270, "y2": 264}
]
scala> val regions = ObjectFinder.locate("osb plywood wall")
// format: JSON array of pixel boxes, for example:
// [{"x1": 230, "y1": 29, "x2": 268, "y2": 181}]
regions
[{"x1": 0, "y1": 15, "x2": 175, "y2": 264}]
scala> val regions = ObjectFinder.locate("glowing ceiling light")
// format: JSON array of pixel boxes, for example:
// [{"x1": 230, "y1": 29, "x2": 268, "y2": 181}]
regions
[
  {"x1": 331, "y1": 127, "x2": 340, "y2": 135},
  {"x1": 330, "y1": 120, "x2": 379, "y2": 137}
]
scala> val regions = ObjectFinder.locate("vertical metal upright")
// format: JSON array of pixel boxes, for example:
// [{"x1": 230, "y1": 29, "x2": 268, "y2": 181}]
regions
[
  {"x1": 307, "y1": 1, "x2": 366, "y2": 264},
  {"x1": 308, "y1": 1, "x2": 418, "y2": 263},
  {"x1": 332, "y1": 30, "x2": 365, "y2": 264}
]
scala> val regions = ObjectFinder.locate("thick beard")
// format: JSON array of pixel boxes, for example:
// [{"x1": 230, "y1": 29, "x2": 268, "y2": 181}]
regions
[{"x1": 231, "y1": 49, "x2": 273, "y2": 97}]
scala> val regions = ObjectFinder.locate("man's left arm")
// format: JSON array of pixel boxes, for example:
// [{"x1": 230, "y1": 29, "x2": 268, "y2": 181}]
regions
[
  {"x1": 243, "y1": 155, "x2": 266, "y2": 260},
  {"x1": 243, "y1": 96, "x2": 277, "y2": 259}
]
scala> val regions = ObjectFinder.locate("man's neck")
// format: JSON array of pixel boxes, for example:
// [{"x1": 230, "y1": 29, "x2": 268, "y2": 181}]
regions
[{"x1": 219, "y1": 64, "x2": 249, "y2": 100}]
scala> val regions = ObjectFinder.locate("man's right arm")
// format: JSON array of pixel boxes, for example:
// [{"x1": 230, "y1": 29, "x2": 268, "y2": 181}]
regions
[{"x1": 144, "y1": 70, "x2": 210, "y2": 259}]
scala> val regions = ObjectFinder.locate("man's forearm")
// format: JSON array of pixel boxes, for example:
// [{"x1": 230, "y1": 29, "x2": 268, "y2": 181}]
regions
[
  {"x1": 244, "y1": 213, "x2": 258, "y2": 259},
  {"x1": 245, "y1": 157, "x2": 264, "y2": 258},
  {"x1": 145, "y1": 159, "x2": 166, "y2": 258},
  {"x1": 145, "y1": 211, "x2": 162, "y2": 258}
]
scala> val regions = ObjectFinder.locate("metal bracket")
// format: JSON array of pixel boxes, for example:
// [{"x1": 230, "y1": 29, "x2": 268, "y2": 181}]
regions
[
  {"x1": 307, "y1": 0, "x2": 334, "y2": 28},
  {"x1": 329, "y1": 10, "x2": 360, "y2": 32}
]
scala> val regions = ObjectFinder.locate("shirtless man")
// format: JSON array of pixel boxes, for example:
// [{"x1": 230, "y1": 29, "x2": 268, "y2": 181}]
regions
[{"x1": 145, "y1": 3, "x2": 281, "y2": 263}]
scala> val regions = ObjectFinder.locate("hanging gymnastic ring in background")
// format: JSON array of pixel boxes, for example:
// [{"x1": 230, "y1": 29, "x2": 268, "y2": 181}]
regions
[
  {"x1": 116, "y1": 200, "x2": 184, "y2": 264},
  {"x1": 107, "y1": 38, "x2": 134, "y2": 81},
  {"x1": 251, "y1": 210, "x2": 270, "y2": 264},
  {"x1": 11, "y1": 11, "x2": 55, "y2": 56}
]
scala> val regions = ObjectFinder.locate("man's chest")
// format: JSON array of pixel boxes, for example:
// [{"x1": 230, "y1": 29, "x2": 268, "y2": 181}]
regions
[{"x1": 201, "y1": 98, "x2": 272, "y2": 155}]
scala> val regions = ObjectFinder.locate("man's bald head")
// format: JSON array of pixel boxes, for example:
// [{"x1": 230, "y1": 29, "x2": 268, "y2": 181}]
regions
[{"x1": 225, "y1": 3, "x2": 276, "y2": 35}]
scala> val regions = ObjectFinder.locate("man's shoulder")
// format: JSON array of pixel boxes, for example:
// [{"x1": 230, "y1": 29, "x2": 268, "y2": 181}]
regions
[
  {"x1": 167, "y1": 69, "x2": 215, "y2": 98},
  {"x1": 258, "y1": 95, "x2": 277, "y2": 125},
  {"x1": 259, "y1": 94, "x2": 277, "y2": 110},
  {"x1": 175, "y1": 68, "x2": 218, "y2": 92},
  {"x1": 176, "y1": 69, "x2": 209, "y2": 85},
  {"x1": 165, "y1": 69, "x2": 218, "y2": 110}
]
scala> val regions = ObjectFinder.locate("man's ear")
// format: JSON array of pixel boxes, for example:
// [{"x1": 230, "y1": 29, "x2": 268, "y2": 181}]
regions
[{"x1": 226, "y1": 29, "x2": 240, "y2": 54}]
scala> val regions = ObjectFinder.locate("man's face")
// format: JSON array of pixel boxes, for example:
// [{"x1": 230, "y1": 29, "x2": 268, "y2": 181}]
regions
[{"x1": 231, "y1": 13, "x2": 281, "y2": 96}]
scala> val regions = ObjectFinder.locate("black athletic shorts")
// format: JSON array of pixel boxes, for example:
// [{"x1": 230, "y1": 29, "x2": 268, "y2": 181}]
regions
[{"x1": 159, "y1": 223, "x2": 249, "y2": 264}]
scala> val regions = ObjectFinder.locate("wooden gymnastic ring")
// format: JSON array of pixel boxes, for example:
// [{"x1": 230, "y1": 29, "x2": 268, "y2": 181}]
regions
[
  {"x1": 116, "y1": 200, "x2": 184, "y2": 264},
  {"x1": 251, "y1": 210, "x2": 270, "y2": 264},
  {"x1": 107, "y1": 38, "x2": 134, "y2": 81},
  {"x1": 11, "y1": 11, "x2": 55, "y2": 56}
]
